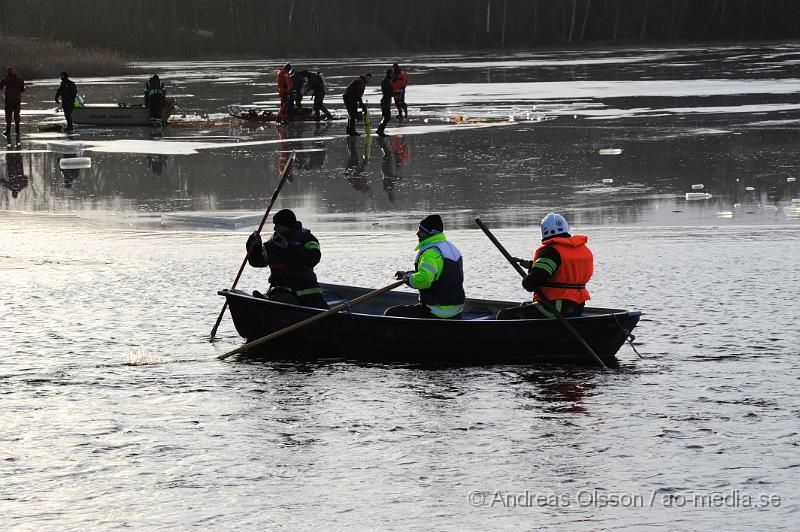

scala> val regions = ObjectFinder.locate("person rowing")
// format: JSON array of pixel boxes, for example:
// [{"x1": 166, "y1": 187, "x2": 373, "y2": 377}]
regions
[{"x1": 496, "y1": 213, "x2": 593, "y2": 319}]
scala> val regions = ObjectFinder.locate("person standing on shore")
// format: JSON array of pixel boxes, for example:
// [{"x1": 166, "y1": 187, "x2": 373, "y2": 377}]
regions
[
  {"x1": 342, "y1": 73, "x2": 372, "y2": 136},
  {"x1": 144, "y1": 74, "x2": 166, "y2": 127},
  {"x1": 55, "y1": 71, "x2": 78, "y2": 132},
  {"x1": 376, "y1": 69, "x2": 393, "y2": 137},
  {"x1": 392, "y1": 63, "x2": 408, "y2": 120},
  {"x1": 0, "y1": 67, "x2": 24, "y2": 139}
]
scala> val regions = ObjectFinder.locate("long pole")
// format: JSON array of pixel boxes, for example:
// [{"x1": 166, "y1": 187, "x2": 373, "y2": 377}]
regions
[
  {"x1": 209, "y1": 152, "x2": 296, "y2": 341},
  {"x1": 218, "y1": 280, "x2": 405, "y2": 360},
  {"x1": 474, "y1": 218, "x2": 608, "y2": 370}
]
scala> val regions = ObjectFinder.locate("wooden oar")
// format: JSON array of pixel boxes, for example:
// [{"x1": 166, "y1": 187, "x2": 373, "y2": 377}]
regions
[
  {"x1": 474, "y1": 218, "x2": 609, "y2": 370},
  {"x1": 209, "y1": 152, "x2": 296, "y2": 341},
  {"x1": 218, "y1": 279, "x2": 405, "y2": 360}
]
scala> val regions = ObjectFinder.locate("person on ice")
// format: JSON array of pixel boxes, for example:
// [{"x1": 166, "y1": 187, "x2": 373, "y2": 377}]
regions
[
  {"x1": 496, "y1": 213, "x2": 594, "y2": 319},
  {"x1": 54, "y1": 71, "x2": 78, "y2": 132},
  {"x1": 276, "y1": 63, "x2": 293, "y2": 123},
  {"x1": 384, "y1": 215, "x2": 465, "y2": 319},
  {"x1": 245, "y1": 208, "x2": 328, "y2": 309},
  {"x1": 376, "y1": 69, "x2": 393, "y2": 137},
  {"x1": 302, "y1": 70, "x2": 333, "y2": 121},
  {"x1": 342, "y1": 72, "x2": 372, "y2": 136},
  {"x1": 392, "y1": 63, "x2": 408, "y2": 120},
  {"x1": 1, "y1": 67, "x2": 24, "y2": 139},
  {"x1": 144, "y1": 74, "x2": 166, "y2": 127}
]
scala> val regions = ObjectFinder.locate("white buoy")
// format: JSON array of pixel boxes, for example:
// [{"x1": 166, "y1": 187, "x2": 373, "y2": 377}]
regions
[
  {"x1": 59, "y1": 157, "x2": 92, "y2": 169},
  {"x1": 601, "y1": 178, "x2": 614, "y2": 184},
  {"x1": 691, "y1": 184, "x2": 704, "y2": 190},
  {"x1": 598, "y1": 148, "x2": 623, "y2": 155},
  {"x1": 685, "y1": 192, "x2": 713, "y2": 200}
]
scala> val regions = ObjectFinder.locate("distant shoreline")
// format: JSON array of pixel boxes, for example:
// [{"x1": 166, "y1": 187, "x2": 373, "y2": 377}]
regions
[{"x1": 0, "y1": 36, "x2": 131, "y2": 80}]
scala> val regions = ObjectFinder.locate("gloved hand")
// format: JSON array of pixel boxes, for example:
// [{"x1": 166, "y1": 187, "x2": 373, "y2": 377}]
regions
[
  {"x1": 512, "y1": 257, "x2": 533, "y2": 269},
  {"x1": 394, "y1": 270, "x2": 413, "y2": 281},
  {"x1": 246, "y1": 231, "x2": 262, "y2": 251},
  {"x1": 267, "y1": 233, "x2": 288, "y2": 250}
]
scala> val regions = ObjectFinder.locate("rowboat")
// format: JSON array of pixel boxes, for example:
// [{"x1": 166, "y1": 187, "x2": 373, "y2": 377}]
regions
[
  {"x1": 219, "y1": 283, "x2": 641, "y2": 366},
  {"x1": 71, "y1": 98, "x2": 175, "y2": 126}
]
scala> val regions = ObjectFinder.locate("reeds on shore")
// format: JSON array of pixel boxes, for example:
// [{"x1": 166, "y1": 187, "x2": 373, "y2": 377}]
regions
[{"x1": 0, "y1": 36, "x2": 130, "y2": 80}]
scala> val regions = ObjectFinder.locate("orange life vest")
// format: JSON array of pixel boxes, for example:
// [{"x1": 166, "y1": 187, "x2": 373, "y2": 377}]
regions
[{"x1": 532, "y1": 235, "x2": 593, "y2": 303}]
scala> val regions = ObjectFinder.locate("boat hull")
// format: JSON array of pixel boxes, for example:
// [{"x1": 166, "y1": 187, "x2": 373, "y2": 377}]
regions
[
  {"x1": 219, "y1": 283, "x2": 641, "y2": 366},
  {"x1": 72, "y1": 99, "x2": 174, "y2": 126}
]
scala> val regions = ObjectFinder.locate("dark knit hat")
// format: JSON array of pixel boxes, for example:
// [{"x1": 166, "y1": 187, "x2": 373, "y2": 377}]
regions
[
  {"x1": 419, "y1": 214, "x2": 443, "y2": 234},
  {"x1": 273, "y1": 208, "x2": 296, "y2": 227}
]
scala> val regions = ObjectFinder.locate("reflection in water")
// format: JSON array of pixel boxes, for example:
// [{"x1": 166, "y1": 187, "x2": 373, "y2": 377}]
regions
[
  {"x1": 378, "y1": 135, "x2": 408, "y2": 203},
  {"x1": 2, "y1": 152, "x2": 28, "y2": 198},
  {"x1": 59, "y1": 154, "x2": 81, "y2": 188},
  {"x1": 344, "y1": 136, "x2": 371, "y2": 195},
  {"x1": 147, "y1": 154, "x2": 168, "y2": 175}
]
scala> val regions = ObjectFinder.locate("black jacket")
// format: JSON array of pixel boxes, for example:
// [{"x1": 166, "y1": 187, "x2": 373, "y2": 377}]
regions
[
  {"x1": 55, "y1": 79, "x2": 77, "y2": 105},
  {"x1": 247, "y1": 222, "x2": 322, "y2": 288}
]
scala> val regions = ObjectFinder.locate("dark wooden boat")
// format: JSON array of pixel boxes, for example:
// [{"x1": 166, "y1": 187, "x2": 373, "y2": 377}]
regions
[{"x1": 219, "y1": 283, "x2": 641, "y2": 366}]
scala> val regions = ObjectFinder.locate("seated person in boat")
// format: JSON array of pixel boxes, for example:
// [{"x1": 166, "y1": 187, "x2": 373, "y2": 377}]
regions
[
  {"x1": 385, "y1": 214, "x2": 465, "y2": 319},
  {"x1": 497, "y1": 213, "x2": 593, "y2": 320},
  {"x1": 246, "y1": 208, "x2": 328, "y2": 309}
]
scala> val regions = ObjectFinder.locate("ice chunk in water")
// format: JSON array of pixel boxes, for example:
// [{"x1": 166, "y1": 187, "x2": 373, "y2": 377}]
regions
[
  {"x1": 59, "y1": 157, "x2": 92, "y2": 169},
  {"x1": 745, "y1": 186, "x2": 755, "y2": 191},
  {"x1": 602, "y1": 178, "x2": 614, "y2": 184},
  {"x1": 685, "y1": 192, "x2": 713, "y2": 200},
  {"x1": 787, "y1": 177, "x2": 796, "y2": 182},
  {"x1": 716, "y1": 211, "x2": 733, "y2": 218},
  {"x1": 598, "y1": 148, "x2": 623, "y2": 155},
  {"x1": 691, "y1": 184, "x2": 704, "y2": 190}
]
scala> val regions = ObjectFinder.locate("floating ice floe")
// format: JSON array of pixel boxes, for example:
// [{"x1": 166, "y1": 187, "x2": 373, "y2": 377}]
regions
[
  {"x1": 47, "y1": 140, "x2": 84, "y2": 154},
  {"x1": 691, "y1": 184, "x2": 704, "y2": 190},
  {"x1": 685, "y1": 192, "x2": 713, "y2": 200},
  {"x1": 787, "y1": 177, "x2": 796, "y2": 182},
  {"x1": 598, "y1": 148, "x2": 623, "y2": 155},
  {"x1": 161, "y1": 211, "x2": 264, "y2": 229},
  {"x1": 716, "y1": 211, "x2": 734, "y2": 218},
  {"x1": 745, "y1": 186, "x2": 755, "y2": 191},
  {"x1": 59, "y1": 157, "x2": 92, "y2": 169},
  {"x1": 601, "y1": 178, "x2": 614, "y2": 184}
]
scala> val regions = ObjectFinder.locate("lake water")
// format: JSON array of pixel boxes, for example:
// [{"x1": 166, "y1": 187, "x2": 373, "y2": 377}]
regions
[{"x1": 2, "y1": 44, "x2": 799, "y2": 529}]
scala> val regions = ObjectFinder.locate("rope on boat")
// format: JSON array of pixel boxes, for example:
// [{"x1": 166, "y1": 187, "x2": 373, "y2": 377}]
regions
[{"x1": 613, "y1": 313, "x2": 643, "y2": 358}]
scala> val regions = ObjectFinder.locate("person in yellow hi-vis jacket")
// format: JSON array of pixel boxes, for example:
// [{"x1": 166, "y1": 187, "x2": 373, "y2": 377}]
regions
[{"x1": 384, "y1": 215, "x2": 465, "y2": 319}]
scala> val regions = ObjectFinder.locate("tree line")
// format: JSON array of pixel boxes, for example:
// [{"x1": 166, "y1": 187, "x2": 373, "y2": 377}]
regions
[{"x1": 2, "y1": 0, "x2": 799, "y2": 58}]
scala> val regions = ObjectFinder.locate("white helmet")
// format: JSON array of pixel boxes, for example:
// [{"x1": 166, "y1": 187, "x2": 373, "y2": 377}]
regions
[{"x1": 540, "y1": 212, "x2": 570, "y2": 240}]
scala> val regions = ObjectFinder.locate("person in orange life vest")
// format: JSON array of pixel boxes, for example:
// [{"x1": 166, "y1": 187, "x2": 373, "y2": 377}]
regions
[
  {"x1": 496, "y1": 213, "x2": 593, "y2": 320},
  {"x1": 245, "y1": 208, "x2": 328, "y2": 309},
  {"x1": 342, "y1": 73, "x2": 372, "y2": 136},
  {"x1": 1, "y1": 66, "x2": 24, "y2": 138},
  {"x1": 391, "y1": 63, "x2": 408, "y2": 120},
  {"x1": 277, "y1": 63, "x2": 294, "y2": 123},
  {"x1": 384, "y1": 214, "x2": 465, "y2": 319}
]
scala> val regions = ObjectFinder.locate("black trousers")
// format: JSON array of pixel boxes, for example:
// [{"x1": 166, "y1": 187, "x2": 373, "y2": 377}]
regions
[
  {"x1": 384, "y1": 303, "x2": 462, "y2": 319},
  {"x1": 62, "y1": 105, "x2": 74, "y2": 129},
  {"x1": 496, "y1": 300, "x2": 585, "y2": 320}
]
